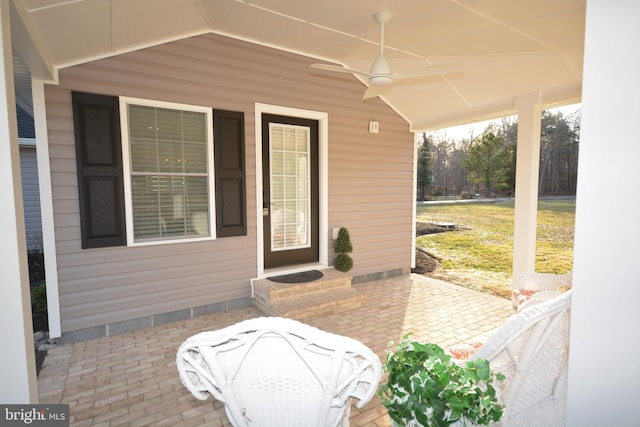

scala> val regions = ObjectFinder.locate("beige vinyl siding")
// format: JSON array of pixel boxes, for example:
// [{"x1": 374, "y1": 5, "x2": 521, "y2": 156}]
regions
[
  {"x1": 329, "y1": 124, "x2": 414, "y2": 275},
  {"x1": 46, "y1": 33, "x2": 414, "y2": 333}
]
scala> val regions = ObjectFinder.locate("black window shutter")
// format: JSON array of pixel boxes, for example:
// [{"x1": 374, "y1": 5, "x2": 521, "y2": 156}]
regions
[
  {"x1": 213, "y1": 109, "x2": 246, "y2": 237},
  {"x1": 72, "y1": 92, "x2": 126, "y2": 248}
]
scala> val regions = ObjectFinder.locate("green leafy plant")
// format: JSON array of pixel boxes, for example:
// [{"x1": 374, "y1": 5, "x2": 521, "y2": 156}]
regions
[
  {"x1": 334, "y1": 227, "x2": 353, "y2": 272},
  {"x1": 379, "y1": 335, "x2": 504, "y2": 427},
  {"x1": 31, "y1": 282, "x2": 47, "y2": 311}
]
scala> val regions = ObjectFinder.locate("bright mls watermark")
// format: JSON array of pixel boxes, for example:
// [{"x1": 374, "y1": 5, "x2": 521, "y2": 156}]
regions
[{"x1": 1, "y1": 405, "x2": 68, "y2": 426}]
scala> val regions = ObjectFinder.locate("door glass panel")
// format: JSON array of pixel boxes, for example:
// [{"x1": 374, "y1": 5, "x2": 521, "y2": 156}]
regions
[{"x1": 269, "y1": 123, "x2": 311, "y2": 251}]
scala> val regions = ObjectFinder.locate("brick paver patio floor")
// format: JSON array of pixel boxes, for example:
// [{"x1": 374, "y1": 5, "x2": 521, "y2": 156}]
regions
[{"x1": 37, "y1": 273, "x2": 514, "y2": 426}]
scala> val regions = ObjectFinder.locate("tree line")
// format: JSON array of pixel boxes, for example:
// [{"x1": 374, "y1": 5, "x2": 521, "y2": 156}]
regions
[{"x1": 417, "y1": 109, "x2": 581, "y2": 200}]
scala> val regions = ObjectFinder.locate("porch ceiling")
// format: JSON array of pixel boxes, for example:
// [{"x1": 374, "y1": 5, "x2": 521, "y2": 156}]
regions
[{"x1": 11, "y1": 0, "x2": 585, "y2": 131}]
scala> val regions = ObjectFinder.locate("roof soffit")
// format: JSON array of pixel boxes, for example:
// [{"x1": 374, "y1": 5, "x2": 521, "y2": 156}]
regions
[{"x1": 10, "y1": 0, "x2": 585, "y2": 130}]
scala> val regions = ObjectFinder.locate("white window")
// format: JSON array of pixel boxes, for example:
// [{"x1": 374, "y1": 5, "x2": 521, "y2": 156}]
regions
[{"x1": 120, "y1": 97, "x2": 215, "y2": 245}]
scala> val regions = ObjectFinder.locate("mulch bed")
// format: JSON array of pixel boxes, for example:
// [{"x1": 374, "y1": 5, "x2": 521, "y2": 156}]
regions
[
  {"x1": 412, "y1": 248, "x2": 441, "y2": 274},
  {"x1": 415, "y1": 222, "x2": 454, "y2": 236},
  {"x1": 412, "y1": 222, "x2": 451, "y2": 274}
]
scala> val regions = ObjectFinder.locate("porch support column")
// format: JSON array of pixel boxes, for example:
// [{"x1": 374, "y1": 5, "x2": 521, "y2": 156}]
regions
[
  {"x1": 512, "y1": 92, "x2": 542, "y2": 277},
  {"x1": 0, "y1": 1, "x2": 39, "y2": 402},
  {"x1": 411, "y1": 133, "x2": 419, "y2": 269},
  {"x1": 33, "y1": 77, "x2": 61, "y2": 338}
]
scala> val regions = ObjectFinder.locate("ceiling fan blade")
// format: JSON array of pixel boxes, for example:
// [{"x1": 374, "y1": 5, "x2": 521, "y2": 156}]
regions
[
  {"x1": 311, "y1": 63, "x2": 371, "y2": 78},
  {"x1": 388, "y1": 72, "x2": 464, "y2": 88},
  {"x1": 363, "y1": 85, "x2": 391, "y2": 100},
  {"x1": 392, "y1": 62, "x2": 464, "y2": 81}
]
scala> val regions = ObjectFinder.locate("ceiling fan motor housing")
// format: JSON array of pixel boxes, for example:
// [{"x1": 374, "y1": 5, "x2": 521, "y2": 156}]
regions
[{"x1": 369, "y1": 54, "x2": 393, "y2": 86}]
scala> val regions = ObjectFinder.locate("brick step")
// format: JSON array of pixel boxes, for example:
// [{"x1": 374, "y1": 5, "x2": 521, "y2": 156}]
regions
[
  {"x1": 252, "y1": 268, "x2": 351, "y2": 304},
  {"x1": 265, "y1": 286, "x2": 367, "y2": 322},
  {"x1": 252, "y1": 268, "x2": 366, "y2": 321}
]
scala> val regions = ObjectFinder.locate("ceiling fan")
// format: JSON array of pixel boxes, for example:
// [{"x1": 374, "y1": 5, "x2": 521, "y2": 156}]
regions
[{"x1": 311, "y1": 12, "x2": 463, "y2": 99}]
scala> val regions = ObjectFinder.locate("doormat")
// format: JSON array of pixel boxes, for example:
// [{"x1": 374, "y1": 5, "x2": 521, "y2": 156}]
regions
[{"x1": 268, "y1": 270, "x2": 324, "y2": 284}]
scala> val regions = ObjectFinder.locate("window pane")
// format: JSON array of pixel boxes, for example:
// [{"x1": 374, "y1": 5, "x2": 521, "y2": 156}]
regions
[
  {"x1": 272, "y1": 151, "x2": 283, "y2": 176},
  {"x1": 272, "y1": 176, "x2": 284, "y2": 200},
  {"x1": 158, "y1": 141, "x2": 182, "y2": 174},
  {"x1": 130, "y1": 140, "x2": 158, "y2": 173},
  {"x1": 296, "y1": 131, "x2": 307, "y2": 151},
  {"x1": 271, "y1": 127, "x2": 283, "y2": 150},
  {"x1": 183, "y1": 142, "x2": 207, "y2": 173},
  {"x1": 272, "y1": 202, "x2": 285, "y2": 249},
  {"x1": 285, "y1": 177, "x2": 296, "y2": 199},
  {"x1": 284, "y1": 128, "x2": 296, "y2": 151},
  {"x1": 129, "y1": 105, "x2": 156, "y2": 140},
  {"x1": 183, "y1": 111, "x2": 206, "y2": 142},
  {"x1": 297, "y1": 176, "x2": 308, "y2": 199},
  {"x1": 284, "y1": 151, "x2": 296, "y2": 175},
  {"x1": 127, "y1": 103, "x2": 210, "y2": 243},
  {"x1": 131, "y1": 175, "x2": 210, "y2": 241},
  {"x1": 190, "y1": 211, "x2": 209, "y2": 235},
  {"x1": 297, "y1": 153, "x2": 308, "y2": 175},
  {"x1": 156, "y1": 108, "x2": 182, "y2": 141},
  {"x1": 285, "y1": 201, "x2": 297, "y2": 223},
  {"x1": 132, "y1": 176, "x2": 161, "y2": 240},
  {"x1": 185, "y1": 176, "x2": 208, "y2": 211},
  {"x1": 269, "y1": 124, "x2": 311, "y2": 251}
]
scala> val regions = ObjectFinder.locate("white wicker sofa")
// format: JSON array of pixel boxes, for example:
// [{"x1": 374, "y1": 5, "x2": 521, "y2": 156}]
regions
[
  {"x1": 511, "y1": 271, "x2": 573, "y2": 311},
  {"x1": 450, "y1": 290, "x2": 572, "y2": 426}
]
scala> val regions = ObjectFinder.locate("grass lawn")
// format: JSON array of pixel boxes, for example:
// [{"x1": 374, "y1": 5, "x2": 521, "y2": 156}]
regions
[{"x1": 416, "y1": 199, "x2": 575, "y2": 298}]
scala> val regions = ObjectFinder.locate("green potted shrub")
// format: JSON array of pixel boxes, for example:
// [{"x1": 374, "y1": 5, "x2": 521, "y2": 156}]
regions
[
  {"x1": 379, "y1": 335, "x2": 504, "y2": 427},
  {"x1": 334, "y1": 227, "x2": 353, "y2": 272}
]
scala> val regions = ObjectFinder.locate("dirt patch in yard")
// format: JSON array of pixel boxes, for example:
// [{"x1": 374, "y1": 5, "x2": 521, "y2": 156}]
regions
[{"x1": 413, "y1": 222, "x2": 512, "y2": 299}]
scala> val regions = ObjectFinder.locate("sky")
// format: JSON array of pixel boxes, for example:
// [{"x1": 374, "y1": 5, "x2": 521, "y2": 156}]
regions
[{"x1": 424, "y1": 102, "x2": 582, "y2": 141}]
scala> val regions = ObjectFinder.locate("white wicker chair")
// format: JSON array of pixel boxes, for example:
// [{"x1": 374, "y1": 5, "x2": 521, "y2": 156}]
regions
[
  {"x1": 511, "y1": 271, "x2": 573, "y2": 310},
  {"x1": 469, "y1": 290, "x2": 572, "y2": 426},
  {"x1": 176, "y1": 317, "x2": 382, "y2": 427}
]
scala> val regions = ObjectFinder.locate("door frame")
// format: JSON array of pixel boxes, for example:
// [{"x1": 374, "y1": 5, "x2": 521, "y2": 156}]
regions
[{"x1": 255, "y1": 103, "x2": 328, "y2": 278}]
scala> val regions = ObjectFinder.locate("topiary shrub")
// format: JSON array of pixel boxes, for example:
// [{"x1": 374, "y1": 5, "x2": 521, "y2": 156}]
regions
[
  {"x1": 335, "y1": 227, "x2": 353, "y2": 253},
  {"x1": 334, "y1": 253, "x2": 353, "y2": 272},
  {"x1": 334, "y1": 227, "x2": 353, "y2": 272}
]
